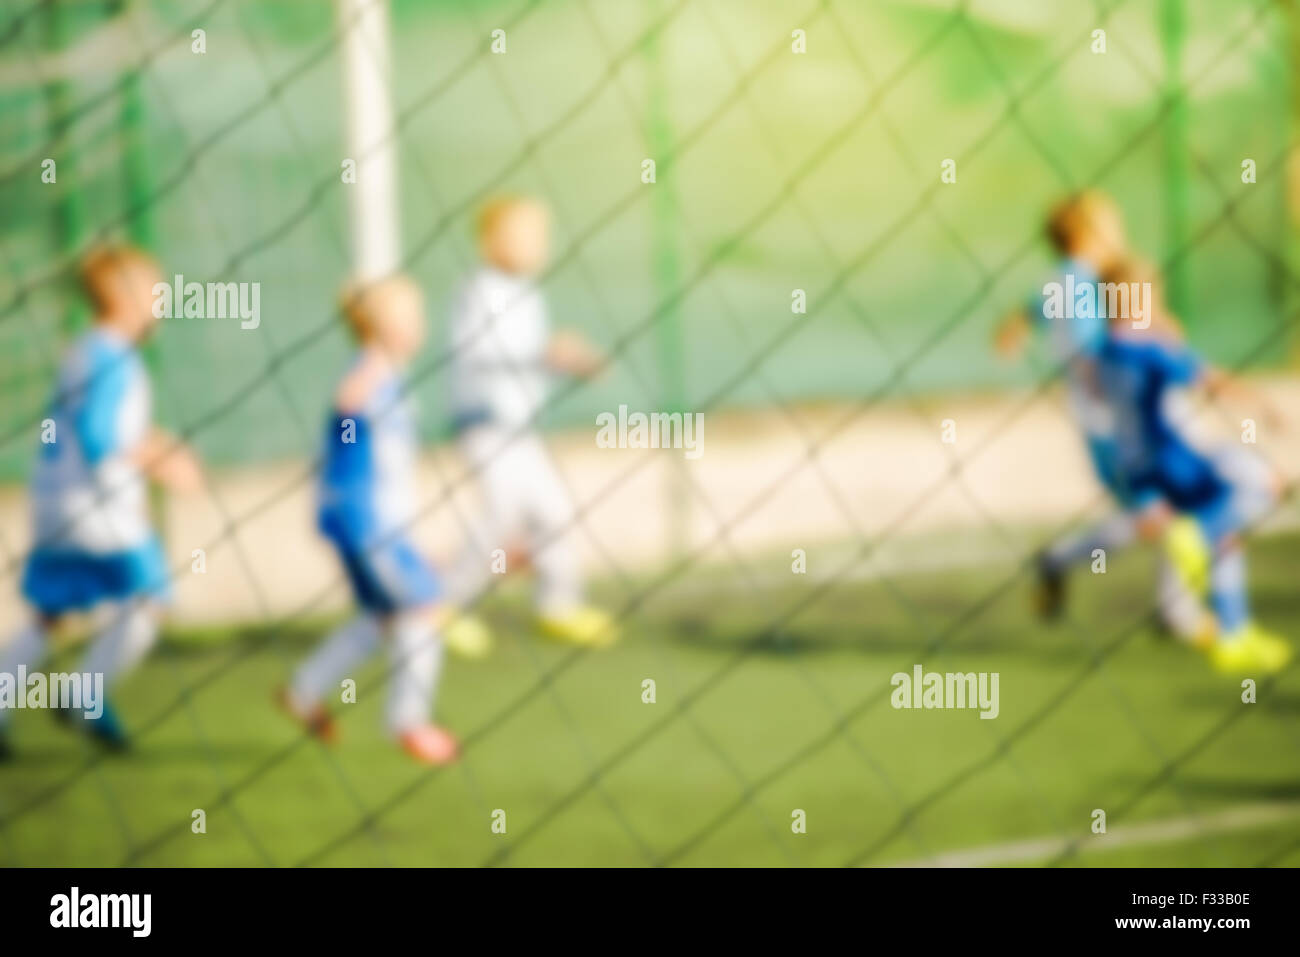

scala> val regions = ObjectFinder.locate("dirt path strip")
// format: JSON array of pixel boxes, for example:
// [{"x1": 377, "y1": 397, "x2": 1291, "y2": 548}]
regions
[{"x1": 1, "y1": 381, "x2": 1296, "y2": 630}]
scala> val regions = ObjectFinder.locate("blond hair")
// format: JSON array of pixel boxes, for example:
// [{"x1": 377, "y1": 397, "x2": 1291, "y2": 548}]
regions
[
  {"x1": 1100, "y1": 254, "x2": 1157, "y2": 290},
  {"x1": 339, "y1": 274, "x2": 423, "y2": 340},
  {"x1": 476, "y1": 195, "x2": 544, "y2": 241},
  {"x1": 1045, "y1": 190, "x2": 1121, "y2": 255},
  {"x1": 79, "y1": 244, "x2": 160, "y2": 313}
]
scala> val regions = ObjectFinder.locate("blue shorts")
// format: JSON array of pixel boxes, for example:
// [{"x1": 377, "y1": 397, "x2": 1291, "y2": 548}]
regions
[
  {"x1": 331, "y1": 537, "x2": 439, "y2": 614},
  {"x1": 22, "y1": 537, "x2": 170, "y2": 616},
  {"x1": 1123, "y1": 444, "x2": 1266, "y2": 546},
  {"x1": 1187, "y1": 447, "x2": 1273, "y2": 545}
]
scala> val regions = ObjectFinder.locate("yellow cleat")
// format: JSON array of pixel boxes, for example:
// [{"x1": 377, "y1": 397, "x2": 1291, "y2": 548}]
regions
[
  {"x1": 1181, "y1": 611, "x2": 1218, "y2": 651},
  {"x1": 1165, "y1": 517, "x2": 1211, "y2": 598},
  {"x1": 1206, "y1": 623, "x2": 1293, "y2": 676},
  {"x1": 442, "y1": 613, "x2": 494, "y2": 660},
  {"x1": 1250, "y1": 627, "x2": 1294, "y2": 673},
  {"x1": 537, "y1": 605, "x2": 620, "y2": 648}
]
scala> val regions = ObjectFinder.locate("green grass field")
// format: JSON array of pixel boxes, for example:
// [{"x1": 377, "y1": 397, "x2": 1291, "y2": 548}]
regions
[{"x1": 3, "y1": 528, "x2": 1299, "y2": 867}]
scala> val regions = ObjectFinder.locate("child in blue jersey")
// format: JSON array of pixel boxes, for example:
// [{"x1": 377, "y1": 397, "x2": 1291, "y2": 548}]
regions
[
  {"x1": 1096, "y1": 259, "x2": 1289, "y2": 674},
  {"x1": 994, "y1": 192, "x2": 1204, "y2": 640},
  {"x1": 280, "y1": 276, "x2": 460, "y2": 766},
  {"x1": 0, "y1": 246, "x2": 202, "y2": 759}
]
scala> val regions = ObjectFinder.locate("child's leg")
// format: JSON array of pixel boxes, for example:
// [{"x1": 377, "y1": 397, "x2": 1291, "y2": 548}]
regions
[
  {"x1": 1041, "y1": 512, "x2": 1138, "y2": 574},
  {"x1": 518, "y1": 436, "x2": 617, "y2": 646},
  {"x1": 1198, "y1": 483, "x2": 1291, "y2": 671},
  {"x1": 288, "y1": 614, "x2": 383, "y2": 711},
  {"x1": 80, "y1": 599, "x2": 161, "y2": 691},
  {"x1": 1208, "y1": 535, "x2": 1250, "y2": 635},
  {"x1": 385, "y1": 607, "x2": 444, "y2": 734},
  {"x1": 517, "y1": 433, "x2": 582, "y2": 615},
  {"x1": 1156, "y1": 554, "x2": 1210, "y2": 642},
  {"x1": 1211, "y1": 446, "x2": 1279, "y2": 529},
  {"x1": 385, "y1": 605, "x2": 457, "y2": 764},
  {"x1": 1117, "y1": 500, "x2": 1210, "y2": 641},
  {"x1": 449, "y1": 426, "x2": 531, "y2": 605},
  {"x1": 1202, "y1": 452, "x2": 1279, "y2": 636},
  {"x1": 0, "y1": 617, "x2": 55, "y2": 729}
]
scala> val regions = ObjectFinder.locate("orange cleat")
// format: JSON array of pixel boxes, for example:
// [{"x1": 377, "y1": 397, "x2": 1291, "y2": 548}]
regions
[
  {"x1": 398, "y1": 724, "x2": 460, "y2": 766},
  {"x1": 275, "y1": 686, "x2": 339, "y2": 745}
]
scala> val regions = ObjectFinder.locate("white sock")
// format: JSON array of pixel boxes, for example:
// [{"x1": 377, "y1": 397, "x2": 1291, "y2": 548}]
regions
[
  {"x1": 290, "y1": 614, "x2": 383, "y2": 710},
  {"x1": 1156, "y1": 556, "x2": 1206, "y2": 642},
  {"x1": 0, "y1": 621, "x2": 51, "y2": 728},
  {"x1": 81, "y1": 603, "x2": 159, "y2": 690},
  {"x1": 1045, "y1": 513, "x2": 1137, "y2": 572},
  {"x1": 386, "y1": 611, "x2": 443, "y2": 735}
]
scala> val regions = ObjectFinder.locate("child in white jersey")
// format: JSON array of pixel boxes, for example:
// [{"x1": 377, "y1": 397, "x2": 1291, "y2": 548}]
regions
[
  {"x1": 446, "y1": 196, "x2": 616, "y2": 653},
  {"x1": 0, "y1": 245, "x2": 201, "y2": 758},
  {"x1": 280, "y1": 276, "x2": 461, "y2": 766}
]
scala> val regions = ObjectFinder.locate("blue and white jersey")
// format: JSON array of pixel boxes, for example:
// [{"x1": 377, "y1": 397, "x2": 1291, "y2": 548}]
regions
[
  {"x1": 318, "y1": 359, "x2": 419, "y2": 549},
  {"x1": 1029, "y1": 258, "x2": 1106, "y2": 361},
  {"x1": 1096, "y1": 333, "x2": 1227, "y2": 511},
  {"x1": 31, "y1": 327, "x2": 152, "y2": 553},
  {"x1": 1029, "y1": 258, "x2": 1112, "y2": 441}
]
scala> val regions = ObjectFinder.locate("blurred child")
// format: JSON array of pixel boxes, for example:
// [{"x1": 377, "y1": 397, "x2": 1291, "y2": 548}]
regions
[
  {"x1": 994, "y1": 192, "x2": 1205, "y2": 640},
  {"x1": 279, "y1": 276, "x2": 462, "y2": 765},
  {"x1": 0, "y1": 245, "x2": 201, "y2": 758},
  {"x1": 1096, "y1": 258, "x2": 1290, "y2": 674},
  {"x1": 444, "y1": 196, "x2": 616, "y2": 652}
]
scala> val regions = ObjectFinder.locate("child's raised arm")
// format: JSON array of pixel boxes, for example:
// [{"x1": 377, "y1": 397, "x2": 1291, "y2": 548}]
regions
[
  {"x1": 546, "y1": 328, "x2": 608, "y2": 379},
  {"x1": 1202, "y1": 365, "x2": 1286, "y2": 432},
  {"x1": 334, "y1": 349, "x2": 392, "y2": 413},
  {"x1": 993, "y1": 307, "x2": 1031, "y2": 360},
  {"x1": 132, "y1": 427, "x2": 203, "y2": 493}
]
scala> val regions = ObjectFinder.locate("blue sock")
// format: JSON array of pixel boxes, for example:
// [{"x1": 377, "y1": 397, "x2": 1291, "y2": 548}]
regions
[{"x1": 1210, "y1": 546, "x2": 1249, "y2": 635}]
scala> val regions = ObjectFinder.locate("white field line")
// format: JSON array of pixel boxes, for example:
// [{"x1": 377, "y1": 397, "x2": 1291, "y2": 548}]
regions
[{"x1": 883, "y1": 800, "x2": 1300, "y2": 868}]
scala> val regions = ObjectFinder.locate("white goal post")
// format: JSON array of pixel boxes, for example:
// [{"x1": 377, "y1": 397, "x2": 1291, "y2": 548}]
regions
[{"x1": 337, "y1": 0, "x2": 401, "y2": 281}]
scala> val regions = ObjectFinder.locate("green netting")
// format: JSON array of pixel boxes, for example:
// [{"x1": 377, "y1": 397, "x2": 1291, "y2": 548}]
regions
[{"x1": 0, "y1": 0, "x2": 1290, "y2": 480}]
